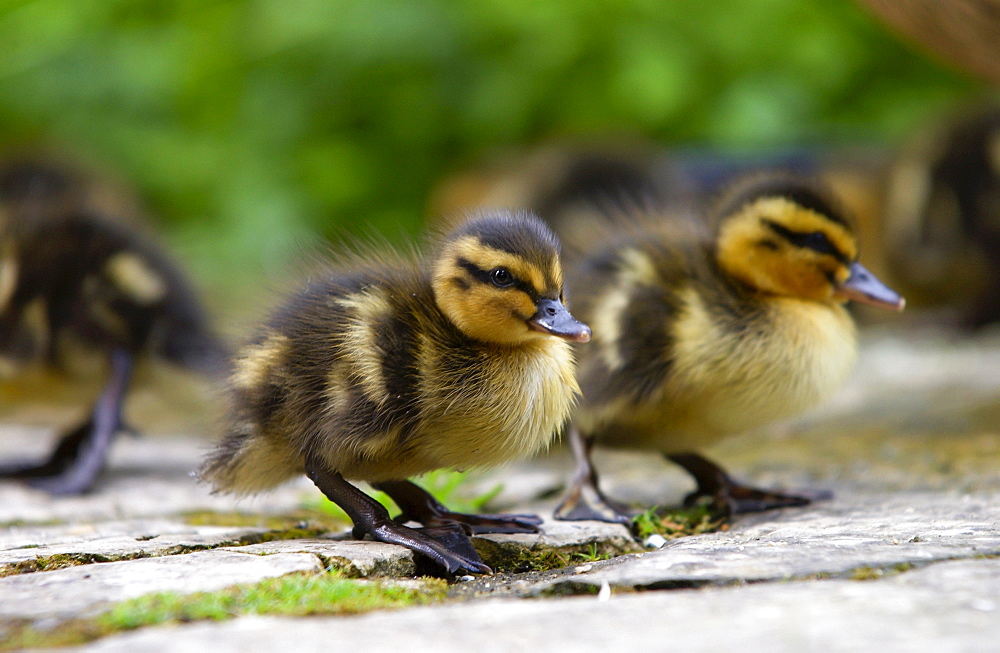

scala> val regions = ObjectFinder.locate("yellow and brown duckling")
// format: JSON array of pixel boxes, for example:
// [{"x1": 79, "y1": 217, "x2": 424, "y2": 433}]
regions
[
  {"x1": 200, "y1": 211, "x2": 590, "y2": 575},
  {"x1": 554, "y1": 173, "x2": 905, "y2": 524},
  {"x1": 0, "y1": 157, "x2": 228, "y2": 495}
]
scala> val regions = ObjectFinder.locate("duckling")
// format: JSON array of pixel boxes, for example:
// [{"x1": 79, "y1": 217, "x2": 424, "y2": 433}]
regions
[
  {"x1": 429, "y1": 140, "x2": 685, "y2": 234},
  {"x1": 554, "y1": 173, "x2": 904, "y2": 523},
  {"x1": 200, "y1": 211, "x2": 590, "y2": 574},
  {"x1": 0, "y1": 157, "x2": 228, "y2": 495},
  {"x1": 879, "y1": 102, "x2": 1000, "y2": 327}
]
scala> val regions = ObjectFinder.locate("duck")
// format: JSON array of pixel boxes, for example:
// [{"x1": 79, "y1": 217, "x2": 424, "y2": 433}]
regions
[
  {"x1": 553, "y1": 173, "x2": 905, "y2": 524},
  {"x1": 0, "y1": 156, "x2": 228, "y2": 495},
  {"x1": 428, "y1": 140, "x2": 685, "y2": 235},
  {"x1": 200, "y1": 210, "x2": 590, "y2": 575}
]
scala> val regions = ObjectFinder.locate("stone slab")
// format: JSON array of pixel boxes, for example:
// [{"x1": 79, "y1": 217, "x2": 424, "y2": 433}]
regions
[
  {"x1": 221, "y1": 539, "x2": 416, "y2": 578},
  {"x1": 543, "y1": 491, "x2": 1000, "y2": 593},
  {"x1": 81, "y1": 557, "x2": 1000, "y2": 653},
  {"x1": 0, "y1": 549, "x2": 322, "y2": 623},
  {"x1": 0, "y1": 520, "x2": 269, "y2": 572}
]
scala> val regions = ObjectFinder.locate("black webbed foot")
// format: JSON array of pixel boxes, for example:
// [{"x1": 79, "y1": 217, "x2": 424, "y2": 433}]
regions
[
  {"x1": 553, "y1": 479, "x2": 634, "y2": 525},
  {"x1": 553, "y1": 425, "x2": 634, "y2": 524},
  {"x1": 0, "y1": 419, "x2": 93, "y2": 480},
  {"x1": 0, "y1": 349, "x2": 133, "y2": 495},
  {"x1": 372, "y1": 479, "x2": 542, "y2": 534},
  {"x1": 306, "y1": 458, "x2": 491, "y2": 575},
  {"x1": 668, "y1": 452, "x2": 831, "y2": 517}
]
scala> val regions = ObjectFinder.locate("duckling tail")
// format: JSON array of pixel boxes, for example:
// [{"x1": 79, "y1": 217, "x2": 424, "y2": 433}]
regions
[{"x1": 199, "y1": 422, "x2": 303, "y2": 495}]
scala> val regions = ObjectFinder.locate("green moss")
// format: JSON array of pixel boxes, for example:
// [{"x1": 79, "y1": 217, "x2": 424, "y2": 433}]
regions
[
  {"x1": 0, "y1": 552, "x2": 150, "y2": 578},
  {"x1": 0, "y1": 519, "x2": 66, "y2": 528},
  {"x1": 848, "y1": 566, "x2": 883, "y2": 581},
  {"x1": 631, "y1": 506, "x2": 726, "y2": 541},
  {"x1": 475, "y1": 538, "x2": 635, "y2": 574},
  {"x1": 850, "y1": 562, "x2": 916, "y2": 581},
  {"x1": 1, "y1": 571, "x2": 448, "y2": 651},
  {"x1": 99, "y1": 571, "x2": 445, "y2": 625}
]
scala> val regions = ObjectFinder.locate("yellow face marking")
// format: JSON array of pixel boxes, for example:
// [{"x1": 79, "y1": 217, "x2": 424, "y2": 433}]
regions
[
  {"x1": 232, "y1": 334, "x2": 288, "y2": 390},
  {"x1": 336, "y1": 289, "x2": 392, "y2": 405},
  {"x1": 717, "y1": 197, "x2": 857, "y2": 302},
  {"x1": 432, "y1": 235, "x2": 564, "y2": 345},
  {"x1": 446, "y1": 236, "x2": 553, "y2": 295},
  {"x1": 753, "y1": 197, "x2": 856, "y2": 259},
  {"x1": 104, "y1": 252, "x2": 168, "y2": 304}
]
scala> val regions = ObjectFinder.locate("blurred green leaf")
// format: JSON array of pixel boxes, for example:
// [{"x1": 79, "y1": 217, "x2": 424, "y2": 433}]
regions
[{"x1": 0, "y1": 0, "x2": 981, "y2": 294}]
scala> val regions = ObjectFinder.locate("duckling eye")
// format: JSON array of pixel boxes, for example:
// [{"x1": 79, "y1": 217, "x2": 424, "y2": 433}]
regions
[
  {"x1": 802, "y1": 232, "x2": 837, "y2": 255},
  {"x1": 490, "y1": 267, "x2": 514, "y2": 287}
]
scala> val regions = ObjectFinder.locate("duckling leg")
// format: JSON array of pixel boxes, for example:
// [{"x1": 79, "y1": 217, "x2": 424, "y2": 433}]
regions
[
  {"x1": 0, "y1": 349, "x2": 132, "y2": 495},
  {"x1": 371, "y1": 480, "x2": 543, "y2": 535},
  {"x1": 553, "y1": 426, "x2": 633, "y2": 524},
  {"x1": 667, "y1": 452, "x2": 831, "y2": 515},
  {"x1": 305, "y1": 456, "x2": 491, "y2": 575}
]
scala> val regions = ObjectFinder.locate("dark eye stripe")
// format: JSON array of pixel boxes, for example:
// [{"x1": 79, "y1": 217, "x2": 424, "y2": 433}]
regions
[
  {"x1": 455, "y1": 257, "x2": 540, "y2": 301},
  {"x1": 762, "y1": 219, "x2": 850, "y2": 264}
]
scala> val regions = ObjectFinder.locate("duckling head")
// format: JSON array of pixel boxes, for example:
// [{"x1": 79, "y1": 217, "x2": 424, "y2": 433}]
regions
[
  {"x1": 714, "y1": 175, "x2": 905, "y2": 310},
  {"x1": 432, "y1": 210, "x2": 592, "y2": 345}
]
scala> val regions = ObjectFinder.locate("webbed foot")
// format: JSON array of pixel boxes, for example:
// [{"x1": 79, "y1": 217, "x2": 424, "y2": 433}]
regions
[
  {"x1": 0, "y1": 349, "x2": 133, "y2": 495},
  {"x1": 552, "y1": 425, "x2": 634, "y2": 524},
  {"x1": 373, "y1": 479, "x2": 542, "y2": 534},
  {"x1": 553, "y1": 479, "x2": 634, "y2": 524},
  {"x1": 306, "y1": 459, "x2": 491, "y2": 575},
  {"x1": 668, "y1": 452, "x2": 832, "y2": 516}
]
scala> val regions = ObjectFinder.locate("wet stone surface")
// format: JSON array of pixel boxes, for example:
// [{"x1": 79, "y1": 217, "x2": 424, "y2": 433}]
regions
[{"x1": 0, "y1": 328, "x2": 998, "y2": 650}]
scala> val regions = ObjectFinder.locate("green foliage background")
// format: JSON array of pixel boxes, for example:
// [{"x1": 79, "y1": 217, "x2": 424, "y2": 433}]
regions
[{"x1": 0, "y1": 0, "x2": 983, "y2": 290}]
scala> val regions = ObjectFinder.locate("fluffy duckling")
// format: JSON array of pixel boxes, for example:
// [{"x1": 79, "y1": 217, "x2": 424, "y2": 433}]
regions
[
  {"x1": 554, "y1": 174, "x2": 904, "y2": 523},
  {"x1": 201, "y1": 211, "x2": 590, "y2": 575},
  {"x1": 0, "y1": 157, "x2": 228, "y2": 495}
]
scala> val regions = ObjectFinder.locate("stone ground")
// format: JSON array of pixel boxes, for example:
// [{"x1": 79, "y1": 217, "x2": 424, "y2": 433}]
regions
[{"x1": 1, "y1": 326, "x2": 999, "y2": 651}]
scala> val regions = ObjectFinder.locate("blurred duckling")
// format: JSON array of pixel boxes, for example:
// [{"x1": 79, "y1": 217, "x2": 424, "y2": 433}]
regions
[
  {"x1": 0, "y1": 157, "x2": 228, "y2": 495},
  {"x1": 554, "y1": 173, "x2": 905, "y2": 523},
  {"x1": 429, "y1": 140, "x2": 685, "y2": 234},
  {"x1": 880, "y1": 102, "x2": 1000, "y2": 327},
  {"x1": 200, "y1": 211, "x2": 590, "y2": 575}
]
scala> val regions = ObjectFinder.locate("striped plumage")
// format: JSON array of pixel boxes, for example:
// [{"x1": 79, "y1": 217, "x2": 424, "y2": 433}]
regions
[
  {"x1": 555, "y1": 174, "x2": 904, "y2": 523},
  {"x1": 202, "y1": 211, "x2": 589, "y2": 575}
]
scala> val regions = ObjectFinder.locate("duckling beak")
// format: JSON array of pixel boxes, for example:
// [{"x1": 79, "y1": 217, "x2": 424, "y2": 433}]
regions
[
  {"x1": 528, "y1": 299, "x2": 592, "y2": 342},
  {"x1": 835, "y1": 262, "x2": 906, "y2": 311}
]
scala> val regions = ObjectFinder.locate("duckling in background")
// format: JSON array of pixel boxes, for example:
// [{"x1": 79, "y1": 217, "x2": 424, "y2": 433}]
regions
[
  {"x1": 429, "y1": 140, "x2": 686, "y2": 234},
  {"x1": 201, "y1": 211, "x2": 590, "y2": 574},
  {"x1": 879, "y1": 102, "x2": 1000, "y2": 327},
  {"x1": 554, "y1": 174, "x2": 904, "y2": 524},
  {"x1": 0, "y1": 157, "x2": 228, "y2": 495}
]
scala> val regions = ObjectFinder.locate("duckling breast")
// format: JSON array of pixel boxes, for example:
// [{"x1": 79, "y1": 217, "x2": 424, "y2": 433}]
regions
[
  {"x1": 414, "y1": 336, "x2": 579, "y2": 472},
  {"x1": 666, "y1": 289, "x2": 857, "y2": 445},
  {"x1": 592, "y1": 288, "x2": 857, "y2": 453}
]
